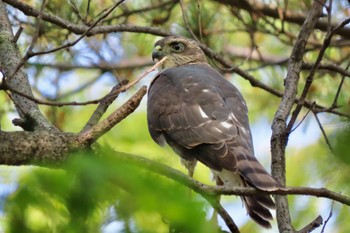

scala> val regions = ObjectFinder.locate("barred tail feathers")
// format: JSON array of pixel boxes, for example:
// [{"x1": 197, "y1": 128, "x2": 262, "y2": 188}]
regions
[{"x1": 216, "y1": 169, "x2": 277, "y2": 229}]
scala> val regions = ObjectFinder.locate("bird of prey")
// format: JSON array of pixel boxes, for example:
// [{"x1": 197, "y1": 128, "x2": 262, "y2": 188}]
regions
[{"x1": 147, "y1": 36, "x2": 280, "y2": 228}]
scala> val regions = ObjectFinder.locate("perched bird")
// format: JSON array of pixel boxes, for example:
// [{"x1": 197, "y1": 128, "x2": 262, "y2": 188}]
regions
[{"x1": 147, "y1": 36, "x2": 280, "y2": 228}]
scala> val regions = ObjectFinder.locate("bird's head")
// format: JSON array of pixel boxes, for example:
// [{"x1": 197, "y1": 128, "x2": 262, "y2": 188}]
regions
[{"x1": 152, "y1": 36, "x2": 207, "y2": 69}]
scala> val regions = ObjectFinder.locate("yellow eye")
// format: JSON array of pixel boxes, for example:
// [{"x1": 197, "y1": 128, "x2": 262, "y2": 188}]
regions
[{"x1": 170, "y1": 42, "x2": 184, "y2": 52}]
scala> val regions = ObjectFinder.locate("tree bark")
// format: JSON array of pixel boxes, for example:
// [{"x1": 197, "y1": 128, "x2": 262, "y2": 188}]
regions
[
  {"x1": 270, "y1": 0, "x2": 326, "y2": 232},
  {"x1": 0, "y1": 131, "x2": 74, "y2": 165},
  {"x1": 0, "y1": 1, "x2": 56, "y2": 131}
]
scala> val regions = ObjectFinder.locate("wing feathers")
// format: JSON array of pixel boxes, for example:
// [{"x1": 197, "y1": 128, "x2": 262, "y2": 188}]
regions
[{"x1": 147, "y1": 64, "x2": 279, "y2": 228}]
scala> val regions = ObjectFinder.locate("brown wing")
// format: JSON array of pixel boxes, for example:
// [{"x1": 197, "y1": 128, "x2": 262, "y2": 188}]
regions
[{"x1": 147, "y1": 64, "x2": 279, "y2": 189}]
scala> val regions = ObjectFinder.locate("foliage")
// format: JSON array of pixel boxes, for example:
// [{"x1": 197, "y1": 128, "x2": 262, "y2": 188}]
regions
[{"x1": 4, "y1": 149, "x2": 219, "y2": 233}]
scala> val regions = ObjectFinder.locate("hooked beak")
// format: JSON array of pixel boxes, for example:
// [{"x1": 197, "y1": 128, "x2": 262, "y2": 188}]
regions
[{"x1": 152, "y1": 45, "x2": 164, "y2": 61}]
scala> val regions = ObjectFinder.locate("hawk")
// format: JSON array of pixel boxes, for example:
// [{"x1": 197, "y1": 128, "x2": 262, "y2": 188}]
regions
[{"x1": 147, "y1": 36, "x2": 280, "y2": 228}]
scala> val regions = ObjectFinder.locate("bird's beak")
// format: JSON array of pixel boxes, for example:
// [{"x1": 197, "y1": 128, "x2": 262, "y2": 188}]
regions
[{"x1": 152, "y1": 45, "x2": 164, "y2": 61}]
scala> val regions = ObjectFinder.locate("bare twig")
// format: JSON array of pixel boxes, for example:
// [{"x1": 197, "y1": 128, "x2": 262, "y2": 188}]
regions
[
  {"x1": 2, "y1": 57, "x2": 167, "y2": 107},
  {"x1": 331, "y1": 62, "x2": 350, "y2": 109},
  {"x1": 290, "y1": 103, "x2": 314, "y2": 133},
  {"x1": 287, "y1": 16, "x2": 350, "y2": 133},
  {"x1": 8, "y1": 0, "x2": 126, "y2": 80},
  {"x1": 179, "y1": 0, "x2": 200, "y2": 41},
  {"x1": 27, "y1": 58, "x2": 153, "y2": 72},
  {"x1": 197, "y1": 0, "x2": 203, "y2": 42},
  {"x1": 12, "y1": 25, "x2": 23, "y2": 43},
  {"x1": 76, "y1": 57, "x2": 167, "y2": 143},
  {"x1": 9, "y1": 0, "x2": 48, "y2": 80},
  {"x1": 211, "y1": 0, "x2": 350, "y2": 39},
  {"x1": 312, "y1": 111, "x2": 333, "y2": 151},
  {"x1": 84, "y1": 0, "x2": 92, "y2": 22},
  {"x1": 207, "y1": 198, "x2": 240, "y2": 233},
  {"x1": 67, "y1": 0, "x2": 85, "y2": 22},
  {"x1": 80, "y1": 80, "x2": 129, "y2": 133},
  {"x1": 5, "y1": 0, "x2": 350, "y2": 38},
  {"x1": 302, "y1": 62, "x2": 350, "y2": 79},
  {"x1": 116, "y1": 56, "x2": 167, "y2": 93},
  {"x1": 76, "y1": 86, "x2": 147, "y2": 146},
  {"x1": 320, "y1": 202, "x2": 334, "y2": 233},
  {"x1": 296, "y1": 215, "x2": 323, "y2": 233}
]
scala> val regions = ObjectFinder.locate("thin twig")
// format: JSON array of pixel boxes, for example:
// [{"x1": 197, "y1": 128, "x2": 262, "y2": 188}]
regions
[
  {"x1": 290, "y1": 102, "x2": 314, "y2": 133},
  {"x1": 320, "y1": 202, "x2": 334, "y2": 233},
  {"x1": 7, "y1": 0, "x2": 126, "y2": 80},
  {"x1": 179, "y1": 0, "x2": 199, "y2": 41},
  {"x1": 8, "y1": 0, "x2": 47, "y2": 79},
  {"x1": 3, "y1": 57, "x2": 167, "y2": 107},
  {"x1": 286, "y1": 16, "x2": 350, "y2": 133},
  {"x1": 197, "y1": 0, "x2": 203, "y2": 42},
  {"x1": 84, "y1": 0, "x2": 91, "y2": 22},
  {"x1": 12, "y1": 25, "x2": 23, "y2": 43},
  {"x1": 67, "y1": 0, "x2": 85, "y2": 22},
  {"x1": 312, "y1": 110, "x2": 333, "y2": 151},
  {"x1": 331, "y1": 62, "x2": 350, "y2": 109},
  {"x1": 207, "y1": 198, "x2": 240, "y2": 233},
  {"x1": 326, "y1": 0, "x2": 333, "y2": 34},
  {"x1": 296, "y1": 215, "x2": 323, "y2": 233}
]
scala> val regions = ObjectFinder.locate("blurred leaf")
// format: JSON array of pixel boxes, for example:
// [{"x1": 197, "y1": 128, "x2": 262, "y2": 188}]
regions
[
  {"x1": 331, "y1": 123, "x2": 350, "y2": 165},
  {"x1": 5, "y1": 148, "x2": 220, "y2": 233}
]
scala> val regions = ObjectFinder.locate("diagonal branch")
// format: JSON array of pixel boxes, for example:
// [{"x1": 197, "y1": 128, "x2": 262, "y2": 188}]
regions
[
  {"x1": 76, "y1": 86, "x2": 147, "y2": 146},
  {"x1": 80, "y1": 80, "x2": 129, "y2": 133},
  {"x1": 0, "y1": 0, "x2": 55, "y2": 131}
]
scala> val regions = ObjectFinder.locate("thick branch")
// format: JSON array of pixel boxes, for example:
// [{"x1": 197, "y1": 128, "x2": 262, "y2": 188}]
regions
[
  {"x1": 0, "y1": 131, "x2": 74, "y2": 164},
  {"x1": 0, "y1": 1, "x2": 55, "y2": 131},
  {"x1": 0, "y1": 86, "x2": 146, "y2": 163}
]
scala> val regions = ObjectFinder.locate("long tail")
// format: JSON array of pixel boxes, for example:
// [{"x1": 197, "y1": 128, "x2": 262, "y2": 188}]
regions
[
  {"x1": 216, "y1": 162, "x2": 280, "y2": 228},
  {"x1": 236, "y1": 155, "x2": 280, "y2": 228},
  {"x1": 240, "y1": 177, "x2": 276, "y2": 228}
]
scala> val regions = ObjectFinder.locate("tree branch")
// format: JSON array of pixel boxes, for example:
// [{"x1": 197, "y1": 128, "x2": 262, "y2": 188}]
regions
[
  {"x1": 270, "y1": 1, "x2": 326, "y2": 232},
  {"x1": 76, "y1": 86, "x2": 147, "y2": 146},
  {"x1": 296, "y1": 215, "x2": 323, "y2": 233},
  {"x1": 3, "y1": 0, "x2": 349, "y2": 120},
  {"x1": 112, "y1": 151, "x2": 350, "y2": 205},
  {"x1": 80, "y1": 80, "x2": 129, "y2": 133},
  {"x1": 0, "y1": 0, "x2": 55, "y2": 131},
  {"x1": 287, "y1": 17, "x2": 350, "y2": 133},
  {"x1": 0, "y1": 130, "x2": 74, "y2": 164},
  {"x1": 3, "y1": 0, "x2": 171, "y2": 37},
  {"x1": 212, "y1": 0, "x2": 350, "y2": 39}
]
